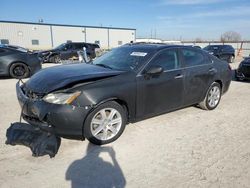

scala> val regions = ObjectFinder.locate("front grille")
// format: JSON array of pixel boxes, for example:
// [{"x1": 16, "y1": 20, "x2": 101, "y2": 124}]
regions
[{"x1": 22, "y1": 85, "x2": 45, "y2": 100}]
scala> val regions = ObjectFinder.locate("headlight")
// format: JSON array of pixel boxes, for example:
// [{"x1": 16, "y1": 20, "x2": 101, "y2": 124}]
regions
[{"x1": 43, "y1": 91, "x2": 81, "y2": 104}]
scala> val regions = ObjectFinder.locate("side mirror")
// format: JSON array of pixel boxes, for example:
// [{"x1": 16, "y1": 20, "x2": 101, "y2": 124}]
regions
[{"x1": 145, "y1": 66, "x2": 163, "y2": 75}]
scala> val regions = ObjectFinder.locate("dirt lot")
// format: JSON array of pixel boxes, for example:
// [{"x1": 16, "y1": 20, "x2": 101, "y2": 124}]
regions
[{"x1": 0, "y1": 61, "x2": 249, "y2": 188}]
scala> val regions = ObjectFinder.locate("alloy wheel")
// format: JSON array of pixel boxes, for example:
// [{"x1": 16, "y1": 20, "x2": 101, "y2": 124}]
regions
[
  {"x1": 54, "y1": 55, "x2": 61, "y2": 63},
  {"x1": 90, "y1": 108, "x2": 122, "y2": 141},
  {"x1": 207, "y1": 86, "x2": 221, "y2": 108},
  {"x1": 13, "y1": 65, "x2": 25, "y2": 77}
]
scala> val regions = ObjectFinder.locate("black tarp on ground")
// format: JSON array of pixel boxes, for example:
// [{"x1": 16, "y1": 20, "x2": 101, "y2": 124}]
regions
[{"x1": 6, "y1": 122, "x2": 61, "y2": 158}]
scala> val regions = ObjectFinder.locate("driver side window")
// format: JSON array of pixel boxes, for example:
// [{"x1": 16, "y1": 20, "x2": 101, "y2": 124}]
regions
[{"x1": 150, "y1": 49, "x2": 179, "y2": 71}]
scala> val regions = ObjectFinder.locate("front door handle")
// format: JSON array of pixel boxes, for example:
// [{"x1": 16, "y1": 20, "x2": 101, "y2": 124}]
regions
[{"x1": 175, "y1": 74, "x2": 184, "y2": 79}]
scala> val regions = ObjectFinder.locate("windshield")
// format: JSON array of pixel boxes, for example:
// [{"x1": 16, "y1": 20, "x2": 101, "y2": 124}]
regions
[
  {"x1": 54, "y1": 43, "x2": 66, "y2": 50},
  {"x1": 92, "y1": 46, "x2": 154, "y2": 71},
  {"x1": 203, "y1": 45, "x2": 220, "y2": 51}
]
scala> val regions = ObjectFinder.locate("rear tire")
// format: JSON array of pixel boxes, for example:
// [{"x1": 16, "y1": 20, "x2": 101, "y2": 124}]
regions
[
  {"x1": 9, "y1": 63, "x2": 30, "y2": 79},
  {"x1": 199, "y1": 82, "x2": 222, "y2": 110},
  {"x1": 84, "y1": 101, "x2": 127, "y2": 145}
]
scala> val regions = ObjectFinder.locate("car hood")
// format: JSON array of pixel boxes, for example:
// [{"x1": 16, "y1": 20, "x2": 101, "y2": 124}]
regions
[
  {"x1": 38, "y1": 49, "x2": 57, "y2": 55},
  {"x1": 25, "y1": 63, "x2": 124, "y2": 93}
]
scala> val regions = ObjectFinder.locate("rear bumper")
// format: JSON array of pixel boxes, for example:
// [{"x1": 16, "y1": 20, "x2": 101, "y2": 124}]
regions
[
  {"x1": 16, "y1": 81, "x2": 91, "y2": 139},
  {"x1": 222, "y1": 80, "x2": 231, "y2": 94}
]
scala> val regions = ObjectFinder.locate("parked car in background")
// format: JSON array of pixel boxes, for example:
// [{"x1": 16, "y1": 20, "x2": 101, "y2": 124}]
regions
[
  {"x1": 39, "y1": 42, "x2": 100, "y2": 63},
  {"x1": 203, "y1": 45, "x2": 235, "y2": 63},
  {"x1": 235, "y1": 57, "x2": 250, "y2": 81},
  {"x1": 15, "y1": 43, "x2": 231, "y2": 145},
  {"x1": 188, "y1": 45, "x2": 201, "y2": 49},
  {"x1": 0, "y1": 45, "x2": 41, "y2": 79}
]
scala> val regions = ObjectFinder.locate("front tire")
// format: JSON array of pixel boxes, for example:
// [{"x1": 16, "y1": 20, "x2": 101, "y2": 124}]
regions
[
  {"x1": 199, "y1": 82, "x2": 222, "y2": 110},
  {"x1": 50, "y1": 55, "x2": 61, "y2": 64},
  {"x1": 84, "y1": 101, "x2": 127, "y2": 145},
  {"x1": 9, "y1": 63, "x2": 30, "y2": 79}
]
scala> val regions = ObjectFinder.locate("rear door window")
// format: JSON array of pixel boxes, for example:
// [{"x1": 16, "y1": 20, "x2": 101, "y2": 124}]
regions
[{"x1": 181, "y1": 49, "x2": 206, "y2": 67}]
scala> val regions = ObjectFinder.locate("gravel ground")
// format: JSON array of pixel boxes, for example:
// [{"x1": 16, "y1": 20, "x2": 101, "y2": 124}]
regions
[{"x1": 0, "y1": 61, "x2": 249, "y2": 188}]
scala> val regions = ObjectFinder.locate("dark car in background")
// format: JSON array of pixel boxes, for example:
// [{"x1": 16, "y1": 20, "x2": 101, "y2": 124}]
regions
[
  {"x1": 39, "y1": 42, "x2": 100, "y2": 63},
  {"x1": 15, "y1": 44, "x2": 231, "y2": 145},
  {"x1": 235, "y1": 57, "x2": 250, "y2": 81},
  {"x1": 203, "y1": 45, "x2": 235, "y2": 63},
  {"x1": 0, "y1": 45, "x2": 41, "y2": 79}
]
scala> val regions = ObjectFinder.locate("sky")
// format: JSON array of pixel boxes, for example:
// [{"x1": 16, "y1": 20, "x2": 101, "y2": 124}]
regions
[{"x1": 1, "y1": 0, "x2": 250, "y2": 40}]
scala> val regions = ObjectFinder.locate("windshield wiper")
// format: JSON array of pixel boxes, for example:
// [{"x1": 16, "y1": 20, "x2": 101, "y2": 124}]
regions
[{"x1": 95, "y1": 64, "x2": 113, "y2": 69}]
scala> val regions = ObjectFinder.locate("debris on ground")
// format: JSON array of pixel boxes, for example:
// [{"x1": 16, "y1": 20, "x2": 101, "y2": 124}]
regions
[{"x1": 6, "y1": 122, "x2": 61, "y2": 158}]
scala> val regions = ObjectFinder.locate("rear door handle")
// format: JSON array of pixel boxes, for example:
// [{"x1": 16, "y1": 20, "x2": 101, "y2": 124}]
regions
[
  {"x1": 175, "y1": 74, "x2": 184, "y2": 79},
  {"x1": 208, "y1": 68, "x2": 216, "y2": 74}
]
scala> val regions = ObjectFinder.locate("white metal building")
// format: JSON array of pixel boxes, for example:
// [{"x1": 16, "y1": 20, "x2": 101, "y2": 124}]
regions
[{"x1": 0, "y1": 21, "x2": 136, "y2": 50}]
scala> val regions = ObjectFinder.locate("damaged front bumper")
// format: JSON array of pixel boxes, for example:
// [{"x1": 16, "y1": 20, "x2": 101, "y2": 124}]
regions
[
  {"x1": 7, "y1": 81, "x2": 93, "y2": 157},
  {"x1": 16, "y1": 81, "x2": 91, "y2": 139},
  {"x1": 6, "y1": 122, "x2": 61, "y2": 158}
]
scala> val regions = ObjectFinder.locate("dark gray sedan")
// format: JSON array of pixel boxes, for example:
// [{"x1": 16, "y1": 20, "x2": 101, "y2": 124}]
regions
[
  {"x1": 0, "y1": 45, "x2": 41, "y2": 78},
  {"x1": 15, "y1": 44, "x2": 231, "y2": 145}
]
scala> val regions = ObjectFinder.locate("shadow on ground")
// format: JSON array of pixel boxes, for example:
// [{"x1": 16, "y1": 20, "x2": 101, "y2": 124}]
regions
[
  {"x1": 66, "y1": 143, "x2": 126, "y2": 188},
  {"x1": 0, "y1": 76, "x2": 15, "y2": 80}
]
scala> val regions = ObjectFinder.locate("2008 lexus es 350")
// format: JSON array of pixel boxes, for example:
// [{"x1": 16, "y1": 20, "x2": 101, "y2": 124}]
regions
[{"x1": 16, "y1": 43, "x2": 231, "y2": 145}]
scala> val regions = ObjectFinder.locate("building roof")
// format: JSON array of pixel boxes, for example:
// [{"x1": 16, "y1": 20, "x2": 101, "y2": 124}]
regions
[{"x1": 0, "y1": 20, "x2": 136, "y2": 31}]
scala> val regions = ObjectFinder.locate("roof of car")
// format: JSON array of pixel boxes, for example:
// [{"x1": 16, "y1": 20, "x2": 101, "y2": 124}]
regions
[
  {"x1": 123, "y1": 42, "x2": 185, "y2": 50},
  {"x1": 65, "y1": 42, "x2": 97, "y2": 45},
  {"x1": 207, "y1": 44, "x2": 233, "y2": 47},
  {"x1": 64, "y1": 42, "x2": 100, "y2": 47}
]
